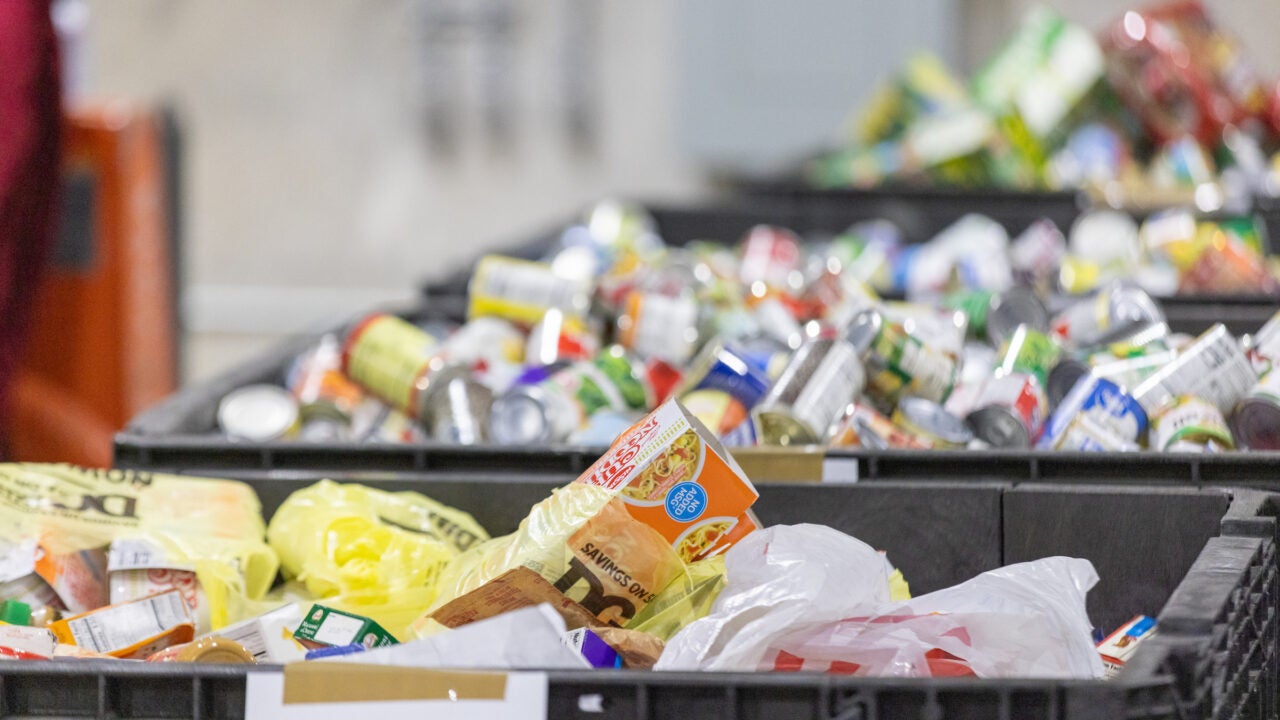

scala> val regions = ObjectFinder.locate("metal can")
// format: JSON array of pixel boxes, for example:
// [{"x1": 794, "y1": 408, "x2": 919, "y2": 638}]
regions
[
  {"x1": 1049, "y1": 281, "x2": 1164, "y2": 350},
  {"x1": 1150, "y1": 395, "x2": 1235, "y2": 451},
  {"x1": 893, "y1": 396, "x2": 973, "y2": 449},
  {"x1": 1054, "y1": 413, "x2": 1141, "y2": 452},
  {"x1": 1242, "y1": 309, "x2": 1280, "y2": 377},
  {"x1": 1010, "y1": 219, "x2": 1067, "y2": 293},
  {"x1": 739, "y1": 225, "x2": 802, "y2": 291},
  {"x1": 965, "y1": 372, "x2": 1047, "y2": 448},
  {"x1": 942, "y1": 289, "x2": 995, "y2": 340},
  {"x1": 986, "y1": 286, "x2": 1050, "y2": 347},
  {"x1": 1229, "y1": 369, "x2": 1280, "y2": 450},
  {"x1": 419, "y1": 364, "x2": 493, "y2": 445},
  {"x1": 146, "y1": 636, "x2": 255, "y2": 664},
  {"x1": 341, "y1": 314, "x2": 441, "y2": 424},
  {"x1": 678, "y1": 340, "x2": 772, "y2": 410},
  {"x1": 468, "y1": 255, "x2": 592, "y2": 325},
  {"x1": 1132, "y1": 324, "x2": 1257, "y2": 416},
  {"x1": 752, "y1": 296, "x2": 805, "y2": 350},
  {"x1": 883, "y1": 302, "x2": 968, "y2": 359},
  {"x1": 525, "y1": 310, "x2": 597, "y2": 367},
  {"x1": 847, "y1": 307, "x2": 957, "y2": 407},
  {"x1": 643, "y1": 358, "x2": 684, "y2": 406},
  {"x1": 753, "y1": 335, "x2": 867, "y2": 445},
  {"x1": 831, "y1": 402, "x2": 930, "y2": 449},
  {"x1": 996, "y1": 324, "x2": 1060, "y2": 389},
  {"x1": 617, "y1": 290, "x2": 700, "y2": 364},
  {"x1": 217, "y1": 385, "x2": 300, "y2": 442},
  {"x1": 1046, "y1": 357, "x2": 1090, "y2": 409},
  {"x1": 944, "y1": 343, "x2": 998, "y2": 418},
  {"x1": 488, "y1": 348, "x2": 647, "y2": 445},
  {"x1": 1039, "y1": 374, "x2": 1148, "y2": 449},
  {"x1": 287, "y1": 335, "x2": 366, "y2": 440}
]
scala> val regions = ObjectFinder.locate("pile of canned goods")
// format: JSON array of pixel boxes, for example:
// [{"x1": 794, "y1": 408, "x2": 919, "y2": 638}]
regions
[{"x1": 217, "y1": 201, "x2": 1280, "y2": 454}]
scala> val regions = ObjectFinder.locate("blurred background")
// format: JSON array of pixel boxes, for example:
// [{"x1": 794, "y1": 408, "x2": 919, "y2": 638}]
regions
[{"x1": 72, "y1": 0, "x2": 1278, "y2": 381}]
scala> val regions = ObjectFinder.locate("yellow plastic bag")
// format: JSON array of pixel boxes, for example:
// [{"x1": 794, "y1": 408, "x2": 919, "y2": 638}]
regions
[
  {"x1": 624, "y1": 554, "x2": 727, "y2": 641},
  {"x1": 413, "y1": 482, "x2": 687, "y2": 638},
  {"x1": 266, "y1": 480, "x2": 489, "y2": 639},
  {"x1": 0, "y1": 464, "x2": 278, "y2": 632}
]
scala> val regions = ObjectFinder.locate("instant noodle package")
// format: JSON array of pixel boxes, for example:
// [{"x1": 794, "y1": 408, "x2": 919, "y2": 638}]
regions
[{"x1": 413, "y1": 397, "x2": 759, "y2": 636}]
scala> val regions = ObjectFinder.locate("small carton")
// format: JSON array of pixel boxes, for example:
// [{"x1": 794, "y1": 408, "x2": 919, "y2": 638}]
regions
[
  {"x1": 1097, "y1": 615, "x2": 1156, "y2": 678},
  {"x1": 293, "y1": 605, "x2": 398, "y2": 651},
  {"x1": 0, "y1": 623, "x2": 56, "y2": 658},
  {"x1": 202, "y1": 604, "x2": 307, "y2": 664},
  {"x1": 49, "y1": 589, "x2": 194, "y2": 659},
  {"x1": 578, "y1": 398, "x2": 760, "y2": 562}
]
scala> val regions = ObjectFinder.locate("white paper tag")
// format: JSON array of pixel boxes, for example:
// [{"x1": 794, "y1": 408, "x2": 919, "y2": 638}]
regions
[
  {"x1": 244, "y1": 670, "x2": 548, "y2": 720},
  {"x1": 821, "y1": 456, "x2": 860, "y2": 484}
]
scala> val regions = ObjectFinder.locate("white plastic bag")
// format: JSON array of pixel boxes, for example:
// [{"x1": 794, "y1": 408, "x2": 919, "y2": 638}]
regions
[
  {"x1": 658, "y1": 525, "x2": 1105, "y2": 679},
  {"x1": 655, "y1": 524, "x2": 892, "y2": 671}
]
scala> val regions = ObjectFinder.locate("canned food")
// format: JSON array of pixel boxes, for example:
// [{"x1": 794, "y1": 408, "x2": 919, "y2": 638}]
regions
[
  {"x1": 146, "y1": 636, "x2": 255, "y2": 664},
  {"x1": 1150, "y1": 395, "x2": 1235, "y2": 451},
  {"x1": 1243, "y1": 309, "x2": 1280, "y2": 376},
  {"x1": 943, "y1": 343, "x2": 997, "y2": 418},
  {"x1": 1132, "y1": 324, "x2": 1256, "y2": 416},
  {"x1": 525, "y1": 310, "x2": 597, "y2": 366},
  {"x1": 942, "y1": 289, "x2": 995, "y2": 339},
  {"x1": 468, "y1": 255, "x2": 592, "y2": 325},
  {"x1": 996, "y1": 324, "x2": 1060, "y2": 388},
  {"x1": 341, "y1": 314, "x2": 440, "y2": 423},
  {"x1": 217, "y1": 385, "x2": 300, "y2": 442},
  {"x1": 419, "y1": 364, "x2": 493, "y2": 445},
  {"x1": 965, "y1": 372, "x2": 1047, "y2": 448},
  {"x1": 753, "y1": 335, "x2": 867, "y2": 445},
  {"x1": 740, "y1": 225, "x2": 803, "y2": 290},
  {"x1": 1039, "y1": 374, "x2": 1148, "y2": 449},
  {"x1": 883, "y1": 302, "x2": 968, "y2": 359},
  {"x1": 1046, "y1": 357, "x2": 1090, "y2": 409},
  {"x1": 848, "y1": 307, "x2": 957, "y2": 407},
  {"x1": 1229, "y1": 369, "x2": 1280, "y2": 450},
  {"x1": 1010, "y1": 219, "x2": 1067, "y2": 292},
  {"x1": 618, "y1": 290, "x2": 700, "y2": 364},
  {"x1": 1050, "y1": 281, "x2": 1164, "y2": 350},
  {"x1": 831, "y1": 402, "x2": 929, "y2": 449},
  {"x1": 752, "y1": 296, "x2": 805, "y2": 350},
  {"x1": 986, "y1": 286, "x2": 1050, "y2": 347},
  {"x1": 893, "y1": 396, "x2": 973, "y2": 449},
  {"x1": 643, "y1": 358, "x2": 684, "y2": 406},
  {"x1": 1053, "y1": 413, "x2": 1141, "y2": 452},
  {"x1": 287, "y1": 334, "x2": 365, "y2": 420},
  {"x1": 488, "y1": 348, "x2": 647, "y2": 445},
  {"x1": 678, "y1": 340, "x2": 772, "y2": 410}
]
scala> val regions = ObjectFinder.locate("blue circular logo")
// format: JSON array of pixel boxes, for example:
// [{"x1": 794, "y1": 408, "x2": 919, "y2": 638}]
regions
[{"x1": 665, "y1": 482, "x2": 708, "y2": 522}]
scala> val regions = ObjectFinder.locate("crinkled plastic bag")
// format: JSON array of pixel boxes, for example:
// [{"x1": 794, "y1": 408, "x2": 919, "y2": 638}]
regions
[
  {"x1": 657, "y1": 524, "x2": 1104, "y2": 679},
  {"x1": 266, "y1": 480, "x2": 489, "y2": 639},
  {"x1": 413, "y1": 482, "x2": 686, "y2": 637},
  {"x1": 624, "y1": 554, "x2": 727, "y2": 641},
  {"x1": 656, "y1": 524, "x2": 892, "y2": 671},
  {"x1": 0, "y1": 464, "x2": 278, "y2": 631}
]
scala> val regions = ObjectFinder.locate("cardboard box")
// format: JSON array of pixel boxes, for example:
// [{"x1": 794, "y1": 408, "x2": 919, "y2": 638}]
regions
[{"x1": 294, "y1": 605, "x2": 398, "y2": 650}]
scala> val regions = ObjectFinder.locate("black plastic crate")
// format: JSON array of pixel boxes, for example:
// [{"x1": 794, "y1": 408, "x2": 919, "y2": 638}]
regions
[
  {"x1": 420, "y1": 201, "x2": 1280, "y2": 335},
  {"x1": 0, "y1": 478, "x2": 1274, "y2": 719}
]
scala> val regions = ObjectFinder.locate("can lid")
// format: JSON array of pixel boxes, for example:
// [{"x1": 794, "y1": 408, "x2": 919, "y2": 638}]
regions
[
  {"x1": 489, "y1": 388, "x2": 552, "y2": 445},
  {"x1": 965, "y1": 405, "x2": 1031, "y2": 448},
  {"x1": 845, "y1": 307, "x2": 883, "y2": 354},
  {"x1": 898, "y1": 396, "x2": 974, "y2": 445},
  {"x1": 218, "y1": 385, "x2": 300, "y2": 442},
  {"x1": 987, "y1": 286, "x2": 1049, "y2": 346},
  {"x1": 1229, "y1": 398, "x2": 1280, "y2": 450}
]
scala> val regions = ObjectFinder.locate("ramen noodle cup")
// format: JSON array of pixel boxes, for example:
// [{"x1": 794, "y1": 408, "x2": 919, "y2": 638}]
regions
[{"x1": 578, "y1": 397, "x2": 760, "y2": 563}]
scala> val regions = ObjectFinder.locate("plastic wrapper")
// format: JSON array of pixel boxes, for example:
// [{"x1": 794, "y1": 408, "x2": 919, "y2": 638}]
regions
[
  {"x1": 0, "y1": 464, "x2": 277, "y2": 632},
  {"x1": 657, "y1": 524, "x2": 1103, "y2": 679},
  {"x1": 266, "y1": 480, "x2": 490, "y2": 639},
  {"x1": 416, "y1": 483, "x2": 686, "y2": 636},
  {"x1": 624, "y1": 555, "x2": 727, "y2": 641}
]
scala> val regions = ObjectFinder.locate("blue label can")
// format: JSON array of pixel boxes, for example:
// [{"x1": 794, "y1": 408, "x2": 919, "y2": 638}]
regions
[{"x1": 1039, "y1": 374, "x2": 1149, "y2": 449}]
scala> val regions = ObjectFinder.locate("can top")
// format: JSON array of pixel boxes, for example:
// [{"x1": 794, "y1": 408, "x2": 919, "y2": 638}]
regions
[
  {"x1": 218, "y1": 385, "x2": 299, "y2": 442},
  {"x1": 846, "y1": 306, "x2": 884, "y2": 354},
  {"x1": 489, "y1": 386, "x2": 554, "y2": 445},
  {"x1": 986, "y1": 286, "x2": 1049, "y2": 347},
  {"x1": 898, "y1": 396, "x2": 974, "y2": 445}
]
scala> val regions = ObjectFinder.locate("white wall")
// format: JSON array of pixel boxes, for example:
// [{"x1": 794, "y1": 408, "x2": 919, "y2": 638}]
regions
[{"x1": 83, "y1": 0, "x2": 712, "y2": 382}]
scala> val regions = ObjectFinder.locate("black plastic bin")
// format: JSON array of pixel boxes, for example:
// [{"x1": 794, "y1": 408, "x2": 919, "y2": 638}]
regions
[
  {"x1": 420, "y1": 201, "x2": 1280, "y2": 335},
  {"x1": 0, "y1": 476, "x2": 1274, "y2": 720}
]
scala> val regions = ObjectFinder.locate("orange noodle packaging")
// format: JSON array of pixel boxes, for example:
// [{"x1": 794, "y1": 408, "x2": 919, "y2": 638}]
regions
[
  {"x1": 416, "y1": 398, "x2": 759, "y2": 636},
  {"x1": 578, "y1": 398, "x2": 760, "y2": 563}
]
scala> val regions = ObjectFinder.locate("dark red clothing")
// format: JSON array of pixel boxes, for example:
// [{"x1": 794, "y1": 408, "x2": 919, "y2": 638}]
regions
[{"x1": 0, "y1": 0, "x2": 60, "y2": 443}]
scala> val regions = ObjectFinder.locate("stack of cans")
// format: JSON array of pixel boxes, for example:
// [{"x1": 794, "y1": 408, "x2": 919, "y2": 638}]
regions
[{"x1": 217, "y1": 202, "x2": 1280, "y2": 454}]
